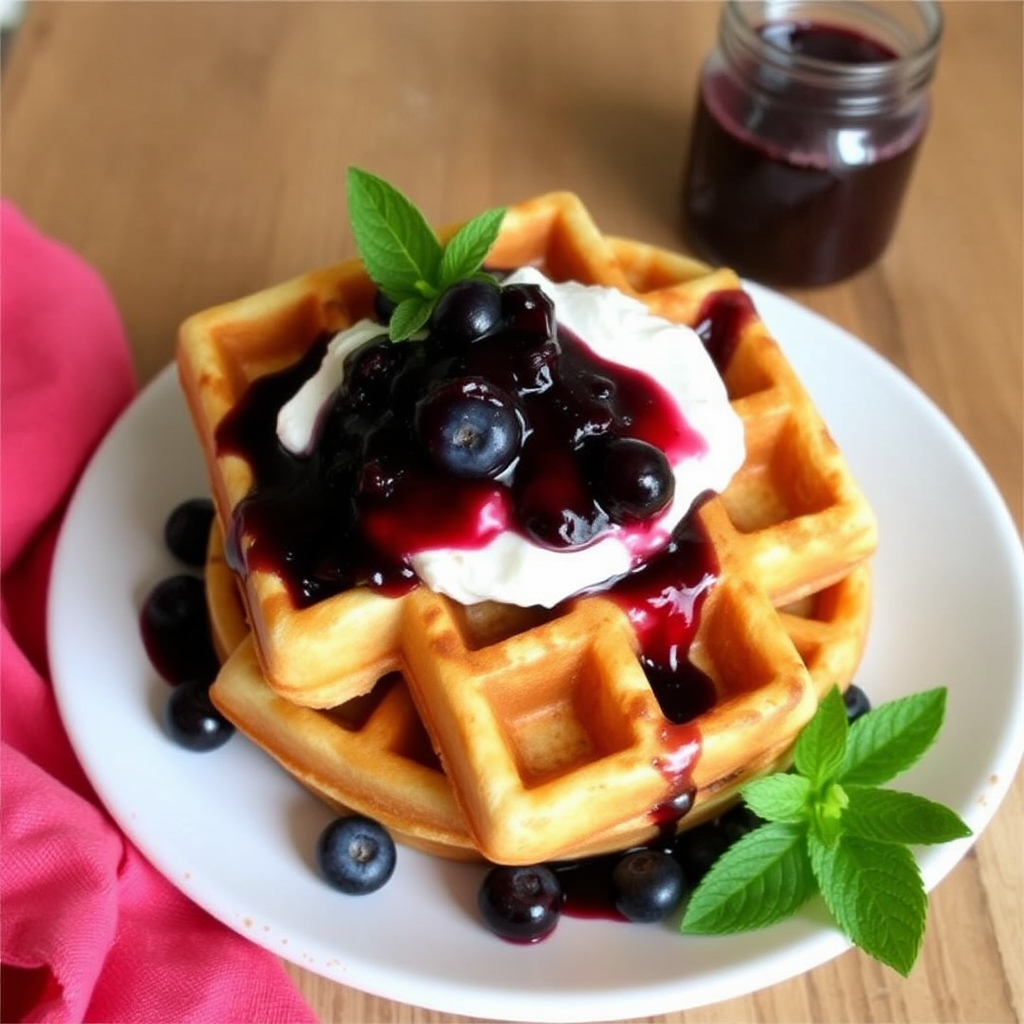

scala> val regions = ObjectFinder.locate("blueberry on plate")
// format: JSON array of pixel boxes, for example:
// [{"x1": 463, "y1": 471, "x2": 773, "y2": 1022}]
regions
[
  {"x1": 478, "y1": 864, "x2": 563, "y2": 943},
  {"x1": 717, "y1": 803, "x2": 765, "y2": 844},
  {"x1": 140, "y1": 574, "x2": 219, "y2": 685},
  {"x1": 843, "y1": 684, "x2": 872, "y2": 723},
  {"x1": 611, "y1": 849, "x2": 686, "y2": 923},
  {"x1": 163, "y1": 497, "x2": 215, "y2": 567},
  {"x1": 162, "y1": 679, "x2": 234, "y2": 752},
  {"x1": 316, "y1": 816, "x2": 397, "y2": 896},
  {"x1": 672, "y1": 820, "x2": 730, "y2": 886},
  {"x1": 415, "y1": 377, "x2": 522, "y2": 480}
]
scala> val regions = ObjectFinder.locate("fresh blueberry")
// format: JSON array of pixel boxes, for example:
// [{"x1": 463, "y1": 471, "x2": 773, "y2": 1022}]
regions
[
  {"x1": 316, "y1": 815, "x2": 397, "y2": 895},
  {"x1": 843, "y1": 684, "x2": 872, "y2": 723},
  {"x1": 611, "y1": 849, "x2": 686, "y2": 923},
  {"x1": 162, "y1": 679, "x2": 234, "y2": 751},
  {"x1": 501, "y1": 282, "x2": 555, "y2": 341},
  {"x1": 415, "y1": 377, "x2": 522, "y2": 479},
  {"x1": 478, "y1": 864, "x2": 563, "y2": 943},
  {"x1": 593, "y1": 436, "x2": 675, "y2": 523},
  {"x1": 672, "y1": 821, "x2": 729, "y2": 886},
  {"x1": 717, "y1": 803, "x2": 765, "y2": 844},
  {"x1": 140, "y1": 575, "x2": 220, "y2": 685},
  {"x1": 431, "y1": 280, "x2": 503, "y2": 345},
  {"x1": 163, "y1": 497, "x2": 215, "y2": 567}
]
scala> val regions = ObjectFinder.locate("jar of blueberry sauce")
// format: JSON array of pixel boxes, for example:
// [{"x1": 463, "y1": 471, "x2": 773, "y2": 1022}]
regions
[{"x1": 682, "y1": 0, "x2": 942, "y2": 287}]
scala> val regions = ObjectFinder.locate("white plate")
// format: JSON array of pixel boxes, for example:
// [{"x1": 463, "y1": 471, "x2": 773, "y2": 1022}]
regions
[{"x1": 49, "y1": 284, "x2": 1024, "y2": 1022}]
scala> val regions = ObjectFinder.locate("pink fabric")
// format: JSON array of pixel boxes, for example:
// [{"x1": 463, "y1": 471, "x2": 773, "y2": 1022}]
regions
[{"x1": 0, "y1": 204, "x2": 317, "y2": 1023}]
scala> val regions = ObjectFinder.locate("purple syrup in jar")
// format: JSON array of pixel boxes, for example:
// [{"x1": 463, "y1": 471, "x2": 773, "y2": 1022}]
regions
[{"x1": 683, "y1": 1, "x2": 942, "y2": 286}]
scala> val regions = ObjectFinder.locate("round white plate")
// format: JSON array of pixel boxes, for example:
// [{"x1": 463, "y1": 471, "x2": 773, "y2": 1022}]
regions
[{"x1": 49, "y1": 284, "x2": 1024, "y2": 1022}]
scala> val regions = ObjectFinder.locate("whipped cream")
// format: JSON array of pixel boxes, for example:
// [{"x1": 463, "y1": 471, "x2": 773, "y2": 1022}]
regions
[
  {"x1": 277, "y1": 319, "x2": 391, "y2": 455},
  {"x1": 277, "y1": 267, "x2": 745, "y2": 608}
]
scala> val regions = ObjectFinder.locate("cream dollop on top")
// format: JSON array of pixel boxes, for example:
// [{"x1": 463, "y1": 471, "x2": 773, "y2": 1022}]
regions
[{"x1": 276, "y1": 267, "x2": 745, "y2": 608}]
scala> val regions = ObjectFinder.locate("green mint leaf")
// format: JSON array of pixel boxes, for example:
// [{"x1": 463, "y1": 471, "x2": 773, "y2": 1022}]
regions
[
  {"x1": 346, "y1": 167, "x2": 443, "y2": 302},
  {"x1": 838, "y1": 688, "x2": 947, "y2": 786},
  {"x1": 470, "y1": 270, "x2": 503, "y2": 287},
  {"x1": 810, "y1": 781, "x2": 849, "y2": 847},
  {"x1": 413, "y1": 279, "x2": 440, "y2": 300},
  {"x1": 741, "y1": 773, "x2": 813, "y2": 824},
  {"x1": 794, "y1": 686, "x2": 848, "y2": 788},
  {"x1": 680, "y1": 822, "x2": 816, "y2": 935},
  {"x1": 841, "y1": 786, "x2": 972, "y2": 846},
  {"x1": 387, "y1": 297, "x2": 434, "y2": 342},
  {"x1": 809, "y1": 832, "x2": 927, "y2": 976},
  {"x1": 439, "y1": 206, "x2": 506, "y2": 288}
]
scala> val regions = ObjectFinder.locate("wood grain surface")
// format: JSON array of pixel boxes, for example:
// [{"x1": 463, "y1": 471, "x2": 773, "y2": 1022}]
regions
[{"x1": 3, "y1": 3, "x2": 1021, "y2": 1022}]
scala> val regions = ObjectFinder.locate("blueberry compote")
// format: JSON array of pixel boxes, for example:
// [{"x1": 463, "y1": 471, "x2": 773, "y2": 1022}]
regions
[
  {"x1": 217, "y1": 281, "x2": 707, "y2": 604},
  {"x1": 217, "y1": 276, "x2": 747, "y2": 784},
  {"x1": 684, "y1": 18, "x2": 934, "y2": 286}
]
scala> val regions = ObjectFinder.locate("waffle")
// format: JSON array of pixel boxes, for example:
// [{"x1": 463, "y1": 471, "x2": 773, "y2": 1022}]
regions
[
  {"x1": 205, "y1": 522, "x2": 871, "y2": 863},
  {"x1": 180, "y1": 192, "x2": 878, "y2": 864},
  {"x1": 204, "y1": 522, "x2": 478, "y2": 860}
]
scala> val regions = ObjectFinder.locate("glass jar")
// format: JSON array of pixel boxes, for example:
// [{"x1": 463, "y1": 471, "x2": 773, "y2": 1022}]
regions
[{"x1": 682, "y1": 0, "x2": 943, "y2": 287}]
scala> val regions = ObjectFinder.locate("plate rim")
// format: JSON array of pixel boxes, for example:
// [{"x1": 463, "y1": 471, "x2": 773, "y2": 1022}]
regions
[{"x1": 46, "y1": 283, "x2": 1024, "y2": 1022}]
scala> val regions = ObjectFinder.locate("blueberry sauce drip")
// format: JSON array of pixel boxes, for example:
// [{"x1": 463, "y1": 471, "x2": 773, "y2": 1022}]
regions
[
  {"x1": 693, "y1": 289, "x2": 756, "y2": 374},
  {"x1": 216, "y1": 334, "x2": 419, "y2": 603}
]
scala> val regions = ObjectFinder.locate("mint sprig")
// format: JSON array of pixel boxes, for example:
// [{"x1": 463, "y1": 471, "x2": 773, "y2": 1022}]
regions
[
  {"x1": 680, "y1": 687, "x2": 972, "y2": 975},
  {"x1": 346, "y1": 167, "x2": 505, "y2": 341}
]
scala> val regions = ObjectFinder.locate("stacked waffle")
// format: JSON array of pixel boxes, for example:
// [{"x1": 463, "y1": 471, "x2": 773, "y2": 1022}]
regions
[{"x1": 179, "y1": 193, "x2": 877, "y2": 866}]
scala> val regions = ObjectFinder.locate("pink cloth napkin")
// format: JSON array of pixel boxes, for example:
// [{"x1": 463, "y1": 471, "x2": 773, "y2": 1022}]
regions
[{"x1": 0, "y1": 204, "x2": 317, "y2": 1023}]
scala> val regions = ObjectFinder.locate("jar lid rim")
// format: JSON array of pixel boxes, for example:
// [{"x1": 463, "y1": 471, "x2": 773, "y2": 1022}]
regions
[{"x1": 722, "y1": 0, "x2": 944, "y2": 76}]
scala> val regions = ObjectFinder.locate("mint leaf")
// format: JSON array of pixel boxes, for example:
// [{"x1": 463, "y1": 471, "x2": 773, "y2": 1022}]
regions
[
  {"x1": 838, "y1": 688, "x2": 946, "y2": 786},
  {"x1": 439, "y1": 207, "x2": 505, "y2": 288},
  {"x1": 346, "y1": 167, "x2": 443, "y2": 302},
  {"x1": 809, "y1": 833, "x2": 927, "y2": 977},
  {"x1": 841, "y1": 786, "x2": 972, "y2": 846},
  {"x1": 388, "y1": 297, "x2": 434, "y2": 342},
  {"x1": 794, "y1": 686, "x2": 848, "y2": 788},
  {"x1": 681, "y1": 823, "x2": 816, "y2": 934},
  {"x1": 741, "y1": 773, "x2": 812, "y2": 823},
  {"x1": 677, "y1": 685, "x2": 963, "y2": 976},
  {"x1": 810, "y1": 781, "x2": 849, "y2": 847}
]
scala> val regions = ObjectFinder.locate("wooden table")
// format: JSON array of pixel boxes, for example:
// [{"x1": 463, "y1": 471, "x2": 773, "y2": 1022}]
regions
[{"x1": 4, "y1": 3, "x2": 1021, "y2": 1022}]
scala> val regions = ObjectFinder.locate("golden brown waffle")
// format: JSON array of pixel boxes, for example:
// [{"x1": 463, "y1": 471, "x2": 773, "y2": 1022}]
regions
[
  {"x1": 180, "y1": 191, "x2": 877, "y2": 864},
  {"x1": 204, "y1": 518, "x2": 871, "y2": 860},
  {"x1": 204, "y1": 523, "x2": 477, "y2": 860},
  {"x1": 205, "y1": 523, "x2": 871, "y2": 862}
]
